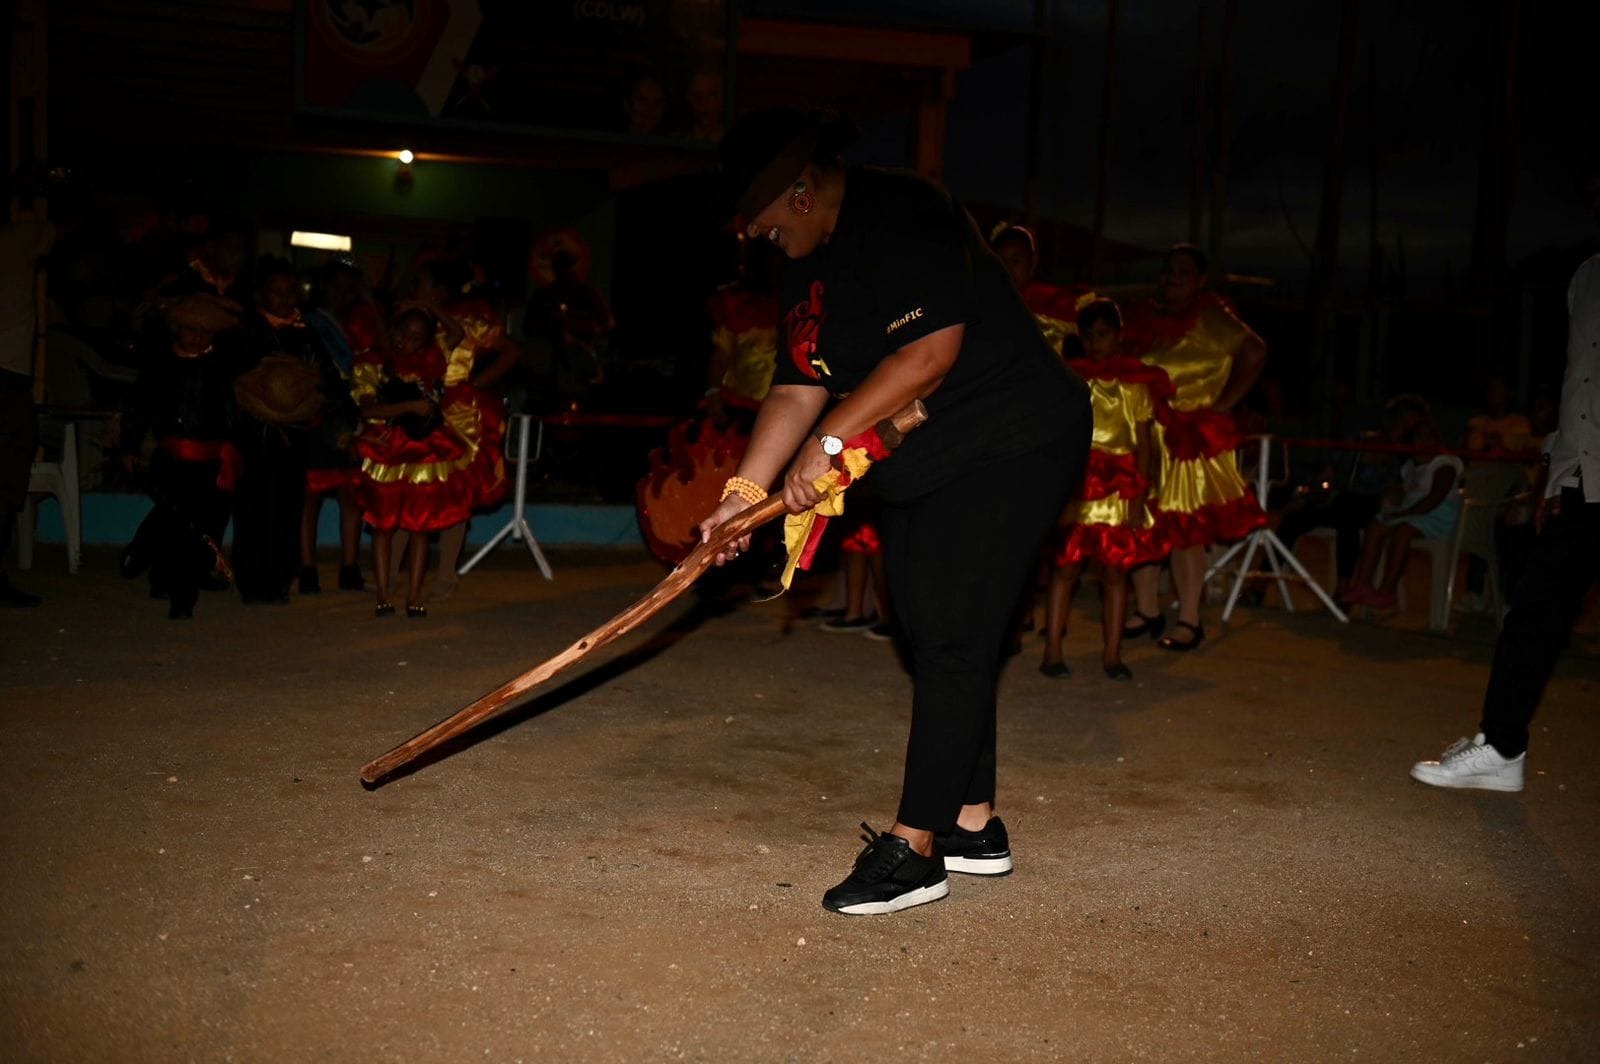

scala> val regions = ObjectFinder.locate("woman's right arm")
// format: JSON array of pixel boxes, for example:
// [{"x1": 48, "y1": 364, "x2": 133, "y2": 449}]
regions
[{"x1": 697, "y1": 383, "x2": 828, "y2": 562}]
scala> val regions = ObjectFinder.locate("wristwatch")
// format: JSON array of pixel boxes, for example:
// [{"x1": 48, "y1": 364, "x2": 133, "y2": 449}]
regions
[{"x1": 816, "y1": 433, "x2": 844, "y2": 456}]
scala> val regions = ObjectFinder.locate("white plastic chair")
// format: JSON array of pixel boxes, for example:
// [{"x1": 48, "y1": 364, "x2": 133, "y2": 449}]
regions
[
  {"x1": 18, "y1": 422, "x2": 81, "y2": 574},
  {"x1": 1443, "y1": 462, "x2": 1529, "y2": 627}
]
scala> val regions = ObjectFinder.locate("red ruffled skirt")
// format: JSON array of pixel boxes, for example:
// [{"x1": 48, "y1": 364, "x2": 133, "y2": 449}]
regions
[
  {"x1": 1056, "y1": 450, "x2": 1169, "y2": 570},
  {"x1": 1151, "y1": 408, "x2": 1266, "y2": 550},
  {"x1": 455, "y1": 384, "x2": 508, "y2": 512},
  {"x1": 354, "y1": 408, "x2": 482, "y2": 533}
]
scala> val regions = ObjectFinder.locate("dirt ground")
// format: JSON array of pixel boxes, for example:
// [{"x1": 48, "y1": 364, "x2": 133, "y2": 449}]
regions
[{"x1": 2, "y1": 545, "x2": 1597, "y2": 1062}]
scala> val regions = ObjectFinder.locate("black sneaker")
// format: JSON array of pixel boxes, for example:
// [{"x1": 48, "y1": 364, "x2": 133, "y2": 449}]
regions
[
  {"x1": 863, "y1": 621, "x2": 899, "y2": 642},
  {"x1": 820, "y1": 615, "x2": 874, "y2": 634},
  {"x1": 337, "y1": 563, "x2": 365, "y2": 591},
  {"x1": 0, "y1": 577, "x2": 41, "y2": 608},
  {"x1": 822, "y1": 823, "x2": 949, "y2": 916},
  {"x1": 934, "y1": 816, "x2": 1013, "y2": 876}
]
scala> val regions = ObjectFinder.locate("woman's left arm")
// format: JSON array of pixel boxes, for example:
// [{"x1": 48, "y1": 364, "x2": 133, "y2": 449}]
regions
[
  {"x1": 1393, "y1": 466, "x2": 1458, "y2": 518},
  {"x1": 780, "y1": 324, "x2": 964, "y2": 508},
  {"x1": 471, "y1": 334, "x2": 523, "y2": 392},
  {"x1": 1212, "y1": 329, "x2": 1267, "y2": 413}
]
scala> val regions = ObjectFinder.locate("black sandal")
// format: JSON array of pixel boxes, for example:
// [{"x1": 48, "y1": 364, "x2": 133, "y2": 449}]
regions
[
  {"x1": 374, "y1": 601, "x2": 395, "y2": 617},
  {"x1": 1104, "y1": 662, "x2": 1134, "y2": 681},
  {"x1": 1039, "y1": 660, "x2": 1072, "y2": 678},
  {"x1": 1158, "y1": 620, "x2": 1205, "y2": 652},
  {"x1": 406, "y1": 603, "x2": 427, "y2": 619},
  {"x1": 1123, "y1": 610, "x2": 1167, "y2": 641}
]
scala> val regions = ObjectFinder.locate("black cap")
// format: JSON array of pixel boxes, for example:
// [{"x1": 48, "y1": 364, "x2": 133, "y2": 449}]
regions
[{"x1": 717, "y1": 108, "x2": 832, "y2": 221}]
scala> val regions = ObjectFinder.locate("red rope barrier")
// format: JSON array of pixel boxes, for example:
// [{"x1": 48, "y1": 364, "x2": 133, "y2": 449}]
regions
[{"x1": 1258, "y1": 435, "x2": 1541, "y2": 464}]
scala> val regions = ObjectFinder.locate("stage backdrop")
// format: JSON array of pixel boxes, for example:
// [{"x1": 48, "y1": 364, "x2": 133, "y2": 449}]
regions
[{"x1": 297, "y1": 0, "x2": 733, "y2": 145}]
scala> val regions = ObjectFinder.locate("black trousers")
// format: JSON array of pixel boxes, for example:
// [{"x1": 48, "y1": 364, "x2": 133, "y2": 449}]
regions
[
  {"x1": 882, "y1": 432, "x2": 1086, "y2": 832},
  {"x1": 148, "y1": 450, "x2": 231, "y2": 613},
  {"x1": 1275, "y1": 490, "x2": 1380, "y2": 580},
  {"x1": 1480, "y1": 487, "x2": 1600, "y2": 758},
  {"x1": 232, "y1": 427, "x2": 306, "y2": 600}
]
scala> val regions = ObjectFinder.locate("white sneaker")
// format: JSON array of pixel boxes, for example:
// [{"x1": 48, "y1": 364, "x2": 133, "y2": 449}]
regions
[{"x1": 1410, "y1": 733, "x2": 1524, "y2": 792}]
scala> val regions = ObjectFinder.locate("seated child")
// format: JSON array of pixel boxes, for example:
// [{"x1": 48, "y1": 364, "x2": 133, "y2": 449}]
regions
[{"x1": 1341, "y1": 417, "x2": 1463, "y2": 609}]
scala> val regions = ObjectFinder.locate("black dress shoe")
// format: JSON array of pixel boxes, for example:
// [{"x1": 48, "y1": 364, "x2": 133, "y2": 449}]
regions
[
  {"x1": 1158, "y1": 621, "x2": 1206, "y2": 652},
  {"x1": 1038, "y1": 661, "x2": 1071, "y2": 678},
  {"x1": 337, "y1": 563, "x2": 365, "y2": 591},
  {"x1": 0, "y1": 579, "x2": 41, "y2": 608},
  {"x1": 297, "y1": 566, "x2": 321, "y2": 594},
  {"x1": 1104, "y1": 662, "x2": 1134, "y2": 681},
  {"x1": 1123, "y1": 610, "x2": 1167, "y2": 640},
  {"x1": 118, "y1": 545, "x2": 148, "y2": 579},
  {"x1": 374, "y1": 601, "x2": 396, "y2": 617}
]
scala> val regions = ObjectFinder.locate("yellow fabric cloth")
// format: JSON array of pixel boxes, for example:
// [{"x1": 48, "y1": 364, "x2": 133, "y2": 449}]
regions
[
  {"x1": 350, "y1": 360, "x2": 382, "y2": 404},
  {"x1": 1033, "y1": 312, "x2": 1076, "y2": 357},
  {"x1": 1086, "y1": 376, "x2": 1153, "y2": 456},
  {"x1": 1140, "y1": 302, "x2": 1250, "y2": 412},
  {"x1": 441, "y1": 310, "x2": 505, "y2": 386},
  {"x1": 1140, "y1": 301, "x2": 1254, "y2": 514},
  {"x1": 780, "y1": 445, "x2": 874, "y2": 589},
  {"x1": 1151, "y1": 425, "x2": 1252, "y2": 514},
  {"x1": 1464, "y1": 413, "x2": 1534, "y2": 452},
  {"x1": 1065, "y1": 493, "x2": 1151, "y2": 529},
  {"x1": 715, "y1": 324, "x2": 777, "y2": 405}
]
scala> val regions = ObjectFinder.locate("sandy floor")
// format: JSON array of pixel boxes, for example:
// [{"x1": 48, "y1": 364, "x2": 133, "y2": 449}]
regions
[{"x1": 2, "y1": 546, "x2": 1597, "y2": 1062}]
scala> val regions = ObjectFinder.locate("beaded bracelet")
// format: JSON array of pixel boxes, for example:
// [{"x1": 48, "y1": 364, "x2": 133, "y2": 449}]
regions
[{"x1": 721, "y1": 475, "x2": 767, "y2": 506}]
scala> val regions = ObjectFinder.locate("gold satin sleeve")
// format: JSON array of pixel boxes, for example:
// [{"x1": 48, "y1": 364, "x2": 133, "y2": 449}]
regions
[
  {"x1": 718, "y1": 325, "x2": 778, "y2": 403},
  {"x1": 1034, "y1": 313, "x2": 1075, "y2": 357},
  {"x1": 350, "y1": 361, "x2": 383, "y2": 404}
]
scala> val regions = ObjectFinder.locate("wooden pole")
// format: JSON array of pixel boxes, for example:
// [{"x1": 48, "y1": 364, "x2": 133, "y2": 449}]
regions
[
  {"x1": 1089, "y1": 0, "x2": 1119, "y2": 283},
  {"x1": 1468, "y1": 0, "x2": 1523, "y2": 381},
  {"x1": 1188, "y1": 4, "x2": 1209, "y2": 248},
  {"x1": 1306, "y1": 0, "x2": 1361, "y2": 433},
  {"x1": 360, "y1": 401, "x2": 930, "y2": 786},
  {"x1": 1023, "y1": 0, "x2": 1050, "y2": 228},
  {"x1": 1207, "y1": 0, "x2": 1238, "y2": 280}
]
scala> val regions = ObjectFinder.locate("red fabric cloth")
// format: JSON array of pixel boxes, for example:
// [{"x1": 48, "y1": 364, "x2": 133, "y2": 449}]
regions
[
  {"x1": 840, "y1": 522, "x2": 880, "y2": 555},
  {"x1": 159, "y1": 437, "x2": 242, "y2": 492},
  {"x1": 358, "y1": 475, "x2": 479, "y2": 533},
  {"x1": 1080, "y1": 449, "x2": 1149, "y2": 501},
  {"x1": 1157, "y1": 406, "x2": 1242, "y2": 460},
  {"x1": 1117, "y1": 292, "x2": 1238, "y2": 359},
  {"x1": 1157, "y1": 494, "x2": 1266, "y2": 551},
  {"x1": 305, "y1": 467, "x2": 361, "y2": 495},
  {"x1": 788, "y1": 422, "x2": 893, "y2": 573},
  {"x1": 1056, "y1": 521, "x2": 1168, "y2": 571},
  {"x1": 1067, "y1": 355, "x2": 1176, "y2": 404},
  {"x1": 707, "y1": 287, "x2": 779, "y2": 334}
]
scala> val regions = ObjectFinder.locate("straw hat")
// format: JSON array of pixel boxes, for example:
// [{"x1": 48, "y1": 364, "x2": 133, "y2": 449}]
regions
[{"x1": 166, "y1": 293, "x2": 241, "y2": 334}]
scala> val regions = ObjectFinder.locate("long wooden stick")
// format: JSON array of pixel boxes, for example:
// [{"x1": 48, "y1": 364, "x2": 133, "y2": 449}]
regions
[{"x1": 359, "y1": 400, "x2": 929, "y2": 785}]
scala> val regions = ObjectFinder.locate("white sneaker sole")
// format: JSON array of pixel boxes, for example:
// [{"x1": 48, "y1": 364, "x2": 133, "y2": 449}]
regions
[
  {"x1": 1409, "y1": 765, "x2": 1524, "y2": 792},
  {"x1": 944, "y1": 854, "x2": 1014, "y2": 876},
  {"x1": 833, "y1": 879, "x2": 950, "y2": 916}
]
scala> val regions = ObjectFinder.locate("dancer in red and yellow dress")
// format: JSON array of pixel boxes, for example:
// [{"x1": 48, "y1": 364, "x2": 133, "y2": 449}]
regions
[
  {"x1": 391, "y1": 259, "x2": 517, "y2": 599},
  {"x1": 1121, "y1": 244, "x2": 1267, "y2": 651},
  {"x1": 352, "y1": 307, "x2": 486, "y2": 617},
  {"x1": 1042, "y1": 299, "x2": 1172, "y2": 681},
  {"x1": 991, "y1": 224, "x2": 1094, "y2": 357}
]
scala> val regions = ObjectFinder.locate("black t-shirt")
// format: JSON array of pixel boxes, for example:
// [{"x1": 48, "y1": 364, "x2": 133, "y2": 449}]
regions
[{"x1": 773, "y1": 167, "x2": 1088, "y2": 503}]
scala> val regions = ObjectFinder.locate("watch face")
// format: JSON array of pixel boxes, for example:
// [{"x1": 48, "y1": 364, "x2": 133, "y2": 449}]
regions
[{"x1": 820, "y1": 434, "x2": 844, "y2": 455}]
